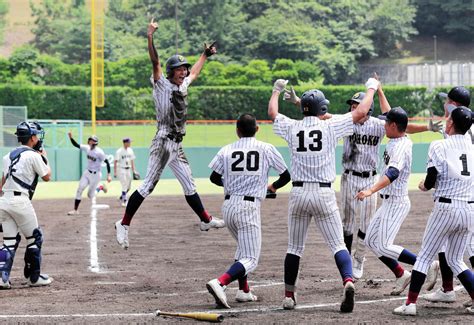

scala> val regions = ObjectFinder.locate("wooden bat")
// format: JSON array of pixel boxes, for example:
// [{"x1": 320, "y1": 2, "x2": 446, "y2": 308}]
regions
[{"x1": 155, "y1": 310, "x2": 224, "y2": 323}]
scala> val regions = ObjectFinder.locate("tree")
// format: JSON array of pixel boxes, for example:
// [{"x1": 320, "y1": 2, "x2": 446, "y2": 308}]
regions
[{"x1": 0, "y1": 0, "x2": 8, "y2": 44}]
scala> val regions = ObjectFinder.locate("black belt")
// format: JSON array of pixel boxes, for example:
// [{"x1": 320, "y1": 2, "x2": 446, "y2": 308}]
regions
[
  {"x1": 436, "y1": 197, "x2": 474, "y2": 204},
  {"x1": 224, "y1": 195, "x2": 255, "y2": 202},
  {"x1": 167, "y1": 133, "x2": 184, "y2": 143},
  {"x1": 88, "y1": 170, "x2": 97, "y2": 174},
  {"x1": 379, "y1": 194, "x2": 390, "y2": 199},
  {"x1": 122, "y1": 167, "x2": 130, "y2": 169},
  {"x1": 292, "y1": 181, "x2": 331, "y2": 188},
  {"x1": 345, "y1": 169, "x2": 377, "y2": 178},
  {"x1": 14, "y1": 191, "x2": 22, "y2": 196}
]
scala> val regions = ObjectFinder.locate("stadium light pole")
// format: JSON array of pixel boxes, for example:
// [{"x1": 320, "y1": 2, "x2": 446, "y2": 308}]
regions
[
  {"x1": 175, "y1": 0, "x2": 179, "y2": 54},
  {"x1": 433, "y1": 35, "x2": 438, "y2": 87}
]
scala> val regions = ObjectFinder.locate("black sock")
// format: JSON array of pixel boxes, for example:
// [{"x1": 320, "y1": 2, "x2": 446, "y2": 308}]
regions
[
  {"x1": 357, "y1": 229, "x2": 366, "y2": 240},
  {"x1": 398, "y1": 249, "x2": 417, "y2": 265},
  {"x1": 122, "y1": 191, "x2": 145, "y2": 226},
  {"x1": 284, "y1": 253, "x2": 300, "y2": 286},
  {"x1": 344, "y1": 234, "x2": 353, "y2": 253},
  {"x1": 408, "y1": 270, "x2": 426, "y2": 294},
  {"x1": 74, "y1": 199, "x2": 81, "y2": 210},
  {"x1": 470, "y1": 256, "x2": 474, "y2": 269},
  {"x1": 185, "y1": 193, "x2": 210, "y2": 222}
]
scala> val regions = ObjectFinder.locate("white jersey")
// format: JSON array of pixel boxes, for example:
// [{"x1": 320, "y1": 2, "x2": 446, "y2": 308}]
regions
[
  {"x1": 209, "y1": 137, "x2": 287, "y2": 199},
  {"x1": 2, "y1": 147, "x2": 49, "y2": 195},
  {"x1": 80, "y1": 144, "x2": 106, "y2": 172},
  {"x1": 150, "y1": 74, "x2": 191, "y2": 137},
  {"x1": 273, "y1": 112, "x2": 354, "y2": 183},
  {"x1": 342, "y1": 117, "x2": 385, "y2": 171},
  {"x1": 379, "y1": 136, "x2": 412, "y2": 197},
  {"x1": 115, "y1": 147, "x2": 135, "y2": 168},
  {"x1": 427, "y1": 134, "x2": 473, "y2": 201}
]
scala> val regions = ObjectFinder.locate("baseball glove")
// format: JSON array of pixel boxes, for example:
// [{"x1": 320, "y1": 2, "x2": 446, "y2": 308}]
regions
[
  {"x1": 265, "y1": 190, "x2": 277, "y2": 199},
  {"x1": 133, "y1": 171, "x2": 140, "y2": 180}
]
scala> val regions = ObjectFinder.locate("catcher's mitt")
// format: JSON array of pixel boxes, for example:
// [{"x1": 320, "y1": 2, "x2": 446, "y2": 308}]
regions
[{"x1": 133, "y1": 171, "x2": 140, "y2": 180}]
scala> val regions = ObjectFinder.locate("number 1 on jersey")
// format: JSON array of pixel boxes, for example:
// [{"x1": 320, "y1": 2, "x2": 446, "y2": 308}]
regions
[{"x1": 459, "y1": 154, "x2": 470, "y2": 176}]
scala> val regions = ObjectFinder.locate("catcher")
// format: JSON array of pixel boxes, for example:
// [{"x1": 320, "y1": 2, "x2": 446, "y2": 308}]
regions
[{"x1": 114, "y1": 138, "x2": 139, "y2": 207}]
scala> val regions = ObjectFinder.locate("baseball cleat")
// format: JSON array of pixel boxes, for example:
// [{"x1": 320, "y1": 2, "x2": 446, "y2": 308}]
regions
[
  {"x1": 0, "y1": 279, "x2": 11, "y2": 290},
  {"x1": 352, "y1": 255, "x2": 366, "y2": 280},
  {"x1": 425, "y1": 260, "x2": 439, "y2": 291},
  {"x1": 29, "y1": 274, "x2": 53, "y2": 287},
  {"x1": 463, "y1": 299, "x2": 473, "y2": 307},
  {"x1": 121, "y1": 201, "x2": 127, "y2": 207},
  {"x1": 235, "y1": 290, "x2": 258, "y2": 302},
  {"x1": 391, "y1": 270, "x2": 411, "y2": 296},
  {"x1": 115, "y1": 220, "x2": 129, "y2": 249},
  {"x1": 393, "y1": 303, "x2": 416, "y2": 316},
  {"x1": 206, "y1": 279, "x2": 230, "y2": 309},
  {"x1": 466, "y1": 306, "x2": 474, "y2": 314},
  {"x1": 282, "y1": 297, "x2": 296, "y2": 310},
  {"x1": 67, "y1": 210, "x2": 79, "y2": 215},
  {"x1": 340, "y1": 281, "x2": 355, "y2": 313},
  {"x1": 200, "y1": 217, "x2": 225, "y2": 231},
  {"x1": 423, "y1": 288, "x2": 456, "y2": 303}
]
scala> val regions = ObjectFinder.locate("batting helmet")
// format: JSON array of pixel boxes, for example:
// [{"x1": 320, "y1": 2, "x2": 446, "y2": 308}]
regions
[
  {"x1": 300, "y1": 89, "x2": 329, "y2": 116},
  {"x1": 15, "y1": 121, "x2": 44, "y2": 143},
  {"x1": 88, "y1": 135, "x2": 99, "y2": 145},
  {"x1": 166, "y1": 55, "x2": 191, "y2": 77},
  {"x1": 346, "y1": 92, "x2": 374, "y2": 116}
]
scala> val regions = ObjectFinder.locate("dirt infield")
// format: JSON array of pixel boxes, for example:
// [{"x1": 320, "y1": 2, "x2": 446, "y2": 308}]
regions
[{"x1": 1, "y1": 191, "x2": 472, "y2": 324}]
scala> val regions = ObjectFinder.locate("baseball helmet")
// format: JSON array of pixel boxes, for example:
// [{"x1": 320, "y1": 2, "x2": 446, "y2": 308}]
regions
[
  {"x1": 15, "y1": 121, "x2": 44, "y2": 142},
  {"x1": 166, "y1": 55, "x2": 191, "y2": 77},
  {"x1": 300, "y1": 89, "x2": 329, "y2": 116},
  {"x1": 346, "y1": 92, "x2": 374, "y2": 115},
  {"x1": 88, "y1": 135, "x2": 99, "y2": 145}
]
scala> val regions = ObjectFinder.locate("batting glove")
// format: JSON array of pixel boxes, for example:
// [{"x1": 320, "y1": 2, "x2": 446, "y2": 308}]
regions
[
  {"x1": 365, "y1": 78, "x2": 379, "y2": 91},
  {"x1": 204, "y1": 41, "x2": 217, "y2": 57},
  {"x1": 428, "y1": 119, "x2": 443, "y2": 132},
  {"x1": 273, "y1": 79, "x2": 288, "y2": 93},
  {"x1": 283, "y1": 86, "x2": 299, "y2": 104}
]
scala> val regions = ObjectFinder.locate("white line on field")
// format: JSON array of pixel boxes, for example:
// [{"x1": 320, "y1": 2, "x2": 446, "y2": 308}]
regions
[
  {"x1": 0, "y1": 285, "x2": 464, "y2": 319},
  {"x1": 94, "y1": 281, "x2": 136, "y2": 285},
  {"x1": 88, "y1": 207, "x2": 100, "y2": 273}
]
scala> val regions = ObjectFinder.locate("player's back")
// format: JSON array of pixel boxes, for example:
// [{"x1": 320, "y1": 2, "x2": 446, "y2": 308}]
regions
[
  {"x1": 380, "y1": 136, "x2": 412, "y2": 197},
  {"x1": 429, "y1": 135, "x2": 473, "y2": 201},
  {"x1": 273, "y1": 113, "x2": 354, "y2": 183},
  {"x1": 218, "y1": 137, "x2": 285, "y2": 199}
]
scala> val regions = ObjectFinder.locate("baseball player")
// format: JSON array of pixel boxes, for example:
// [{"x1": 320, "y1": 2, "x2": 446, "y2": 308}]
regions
[
  {"x1": 355, "y1": 107, "x2": 438, "y2": 296},
  {"x1": 394, "y1": 106, "x2": 474, "y2": 316},
  {"x1": 67, "y1": 132, "x2": 111, "y2": 215},
  {"x1": 269, "y1": 77, "x2": 380, "y2": 313},
  {"x1": 205, "y1": 114, "x2": 290, "y2": 308},
  {"x1": 0, "y1": 121, "x2": 52, "y2": 289},
  {"x1": 423, "y1": 87, "x2": 474, "y2": 306},
  {"x1": 115, "y1": 18, "x2": 224, "y2": 250},
  {"x1": 114, "y1": 138, "x2": 137, "y2": 207}
]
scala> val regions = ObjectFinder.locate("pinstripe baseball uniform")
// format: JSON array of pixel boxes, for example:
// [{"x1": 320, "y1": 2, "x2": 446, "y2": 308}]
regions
[
  {"x1": 414, "y1": 135, "x2": 474, "y2": 276},
  {"x1": 115, "y1": 146, "x2": 135, "y2": 194},
  {"x1": 138, "y1": 74, "x2": 195, "y2": 197},
  {"x1": 274, "y1": 112, "x2": 353, "y2": 259},
  {"x1": 75, "y1": 144, "x2": 107, "y2": 200},
  {"x1": 209, "y1": 137, "x2": 287, "y2": 274},
  {"x1": 365, "y1": 136, "x2": 413, "y2": 260},
  {"x1": 341, "y1": 117, "x2": 385, "y2": 257}
]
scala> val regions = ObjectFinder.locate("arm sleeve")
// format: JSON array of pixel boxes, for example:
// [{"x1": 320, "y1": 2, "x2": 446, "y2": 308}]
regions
[
  {"x1": 423, "y1": 166, "x2": 438, "y2": 190},
  {"x1": 104, "y1": 159, "x2": 111, "y2": 174},
  {"x1": 209, "y1": 171, "x2": 224, "y2": 187},
  {"x1": 70, "y1": 137, "x2": 80, "y2": 148},
  {"x1": 384, "y1": 166, "x2": 400, "y2": 183},
  {"x1": 272, "y1": 169, "x2": 291, "y2": 190}
]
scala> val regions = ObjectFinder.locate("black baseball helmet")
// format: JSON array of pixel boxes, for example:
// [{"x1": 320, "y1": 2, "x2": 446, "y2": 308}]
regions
[
  {"x1": 300, "y1": 89, "x2": 329, "y2": 116},
  {"x1": 166, "y1": 55, "x2": 191, "y2": 77},
  {"x1": 346, "y1": 92, "x2": 374, "y2": 116},
  {"x1": 15, "y1": 121, "x2": 44, "y2": 143},
  {"x1": 88, "y1": 135, "x2": 99, "y2": 145}
]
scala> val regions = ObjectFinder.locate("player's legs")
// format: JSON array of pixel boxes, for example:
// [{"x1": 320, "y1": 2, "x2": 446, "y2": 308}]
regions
[
  {"x1": 87, "y1": 172, "x2": 101, "y2": 199},
  {"x1": 0, "y1": 203, "x2": 21, "y2": 288},
  {"x1": 340, "y1": 173, "x2": 356, "y2": 252},
  {"x1": 70, "y1": 171, "x2": 90, "y2": 213},
  {"x1": 353, "y1": 176, "x2": 377, "y2": 260},
  {"x1": 119, "y1": 169, "x2": 132, "y2": 204}
]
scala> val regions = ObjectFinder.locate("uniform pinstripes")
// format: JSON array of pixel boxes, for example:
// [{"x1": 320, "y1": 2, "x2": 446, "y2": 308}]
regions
[
  {"x1": 365, "y1": 196, "x2": 411, "y2": 259},
  {"x1": 76, "y1": 145, "x2": 106, "y2": 200},
  {"x1": 287, "y1": 184, "x2": 346, "y2": 256},
  {"x1": 222, "y1": 197, "x2": 261, "y2": 273},
  {"x1": 380, "y1": 137, "x2": 412, "y2": 197},
  {"x1": 414, "y1": 203, "x2": 473, "y2": 276},
  {"x1": 273, "y1": 112, "x2": 354, "y2": 183}
]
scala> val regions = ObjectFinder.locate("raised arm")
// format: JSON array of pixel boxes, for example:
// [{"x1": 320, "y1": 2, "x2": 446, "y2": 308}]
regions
[
  {"x1": 268, "y1": 79, "x2": 288, "y2": 121},
  {"x1": 188, "y1": 42, "x2": 217, "y2": 83},
  {"x1": 68, "y1": 131, "x2": 80, "y2": 148},
  {"x1": 147, "y1": 18, "x2": 162, "y2": 81},
  {"x1": 351, "y1": 78, "x2": 378, "y2": 123}
]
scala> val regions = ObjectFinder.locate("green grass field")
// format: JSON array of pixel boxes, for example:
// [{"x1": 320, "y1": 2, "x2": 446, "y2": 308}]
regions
[{"x1": 66, "y1": 122, "x2": 444, "y2": 148}]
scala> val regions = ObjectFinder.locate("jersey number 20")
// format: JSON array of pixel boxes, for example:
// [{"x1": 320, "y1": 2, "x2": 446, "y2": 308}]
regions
[
  {"x1": 231, "y1": 151, "x2": 260, "y2": 171},
  {"x1": 296, "y1": 130, "x2": 323, "y2": 152}
]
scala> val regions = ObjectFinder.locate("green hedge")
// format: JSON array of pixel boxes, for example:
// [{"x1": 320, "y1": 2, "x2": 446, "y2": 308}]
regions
[{"x1": 0, "y1": 84, "x2": 471, "y2": 120}]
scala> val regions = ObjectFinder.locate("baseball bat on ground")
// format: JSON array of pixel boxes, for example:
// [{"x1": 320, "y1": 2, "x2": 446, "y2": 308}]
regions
[{"x1": 155, "y1": 310, "x2": 224, "y2": 322}]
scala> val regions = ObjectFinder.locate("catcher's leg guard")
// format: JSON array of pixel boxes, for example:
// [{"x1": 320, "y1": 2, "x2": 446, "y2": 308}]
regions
[
  {"x1": 24, "y1": 228, "x2": 43, "y2": 283},
  {"x1": 0, "y1": 233, "x2": 21, "y2": 286}
]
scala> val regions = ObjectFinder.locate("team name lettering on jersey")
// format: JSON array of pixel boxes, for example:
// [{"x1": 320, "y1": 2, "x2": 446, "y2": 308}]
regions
[
  {"x1": 87, "y1": 155, "x2": 97, "y2": 162},
  {"x1": 348, "y1": 133, "x2": 380, "y2": 146}
]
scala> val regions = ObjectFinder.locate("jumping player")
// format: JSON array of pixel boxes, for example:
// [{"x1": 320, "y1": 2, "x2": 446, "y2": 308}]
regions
[
  {"x1": 114, "y1": 138, "x2": 137, "y2": 207},
  {"x1": 355, "y1": 107, "x2": 438, "y2": 296},
  {"x1": 0, "y1": 121, "x2": 52, "y2": 289},
  {"x1": 269, "y1": 77, "x2": 379, "y2": 313},
  {"x1": 67, "y1": 132, "x2": 111, "y2": 215},
  {"x1": 206, "y1": 114, "x2": 290, "y2": 308},
  {"x1": 394, "y1": 106, "x2": 474, "y2": 316},
  {"x1": 115, "y1": 18, "x2": 224, "y2": 249}
]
